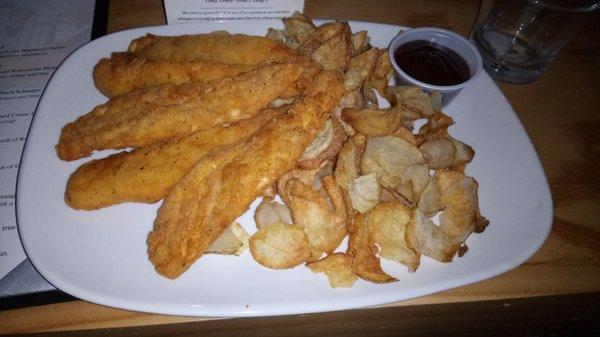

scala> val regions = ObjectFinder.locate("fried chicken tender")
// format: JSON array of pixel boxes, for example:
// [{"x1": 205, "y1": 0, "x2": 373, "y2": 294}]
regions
[
  {"x1": 129, "y1": 33, "x2": 299, "y2": 65},
  {"x1": 65, "y1": 107, "x2": 287, "y2": 210},
  {"x1": 56, "y1": 62, "x2": 318, "y2": 161},
  {"x1": 93, "y1": 52, "x2": 254, "y2": 97},
  {"x1": 147, "y1": 70, "x2": 344, "y2": 279}
]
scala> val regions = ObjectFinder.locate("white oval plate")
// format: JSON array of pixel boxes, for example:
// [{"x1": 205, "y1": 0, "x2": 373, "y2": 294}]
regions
[{"x1": 17, "y1": 20, "x2": 552, "y2": 317}]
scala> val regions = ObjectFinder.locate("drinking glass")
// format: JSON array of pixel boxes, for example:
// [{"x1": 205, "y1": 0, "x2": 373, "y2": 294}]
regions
[{"x1": 471, "y1": 0, "x2": 598, "y2": 84}]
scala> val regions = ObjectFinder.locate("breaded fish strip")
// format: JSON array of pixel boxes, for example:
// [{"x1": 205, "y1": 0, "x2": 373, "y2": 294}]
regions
[
  {"x1": 147, "y1": 70, "x2": 344, "y2": 279},
  {"x1": 93, "y1": 52, "x2": 254, "y2": 97},
  {"x1": 65, "y1": 106, "x2": 287, "y2": 210},
  {"x1": 129, "y1": 33, "x2": 298, "y2": 65},
  {"x1": 56, "y1": 62, "x2": 318, "y2": 161}
]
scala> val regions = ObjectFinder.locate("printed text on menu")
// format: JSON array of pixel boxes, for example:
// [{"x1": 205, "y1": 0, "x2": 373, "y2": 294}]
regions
[
  {"x1": 164, "y1": 0, "x2": 304, "y2": 24},
  {"x1": 0, "y1": 0, "x2": 94, "y2": 279}
]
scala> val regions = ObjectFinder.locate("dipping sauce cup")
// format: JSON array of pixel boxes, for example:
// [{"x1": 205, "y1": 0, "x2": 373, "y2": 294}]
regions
[{"x1": 388, "y1": 27, "x2": 483, "y2": 106}]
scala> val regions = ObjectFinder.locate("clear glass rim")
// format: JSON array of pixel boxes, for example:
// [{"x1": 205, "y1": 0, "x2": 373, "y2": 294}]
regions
[{"x1": 530, "y1": 0, "x2": 600, "y2": 12}]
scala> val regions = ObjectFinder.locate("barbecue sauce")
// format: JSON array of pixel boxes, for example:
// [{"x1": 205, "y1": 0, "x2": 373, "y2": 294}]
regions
[{"x1": 394, "y1": 40, "x2": 470, "y2": 86}]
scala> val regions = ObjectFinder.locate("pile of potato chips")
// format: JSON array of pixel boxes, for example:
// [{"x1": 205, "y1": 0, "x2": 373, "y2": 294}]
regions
[{"x1": 219, "y1": 13, "x2": 489, "y2": 288}]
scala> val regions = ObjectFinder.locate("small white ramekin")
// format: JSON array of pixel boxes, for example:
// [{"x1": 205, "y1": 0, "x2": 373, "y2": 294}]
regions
[{"x1": 388, "y1": 27, "x2": 483, "y2": 106}]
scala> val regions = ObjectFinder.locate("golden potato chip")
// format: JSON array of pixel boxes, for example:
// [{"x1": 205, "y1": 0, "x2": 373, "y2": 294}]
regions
[
  {"x1": 334, "y1": 134, "x2": 366, "y2": 191},
  {"x1": 249, "y1": 222, "x2": 312, "y2": 269},
  {"x1": 392, "y1": 125, "x2": 419, "y2": 146},
  {"x1": 450, "y1": 139, "x2": 475, "y2": 171},
  {"x1": 419, "y1": 138, "x2": 457, "y2": 169},
  {"x1": 380, "y1": 187, "x2": 413, "y2": 207},
  {"x1": 361, "y1": 136, "x2": 426, "y2": 195},
  {"x1": 278, "y1": 161, "x2": 334, "y2": 205},
  {"x1": 396, "y1": 163, "x2": 430, "y2": 203},
  {"x1": 307, "y1": 253, "x2": 358, "y2": 288},
  {"x1": 405, "y1": 210, "x2": 462, "y2": 263},
  {"x1": 394, "y1": 182, "x2": 416, "y2": 207},
  {"x1": 362, "y1": 85, "x2": 379, "y2": 109},
  {"x1": 347, "y1": 213, "x2": 397, "y2": 283},
  {"x1": 434, "y1": 168, "x2": 464, "y2": 190},
  {"x1": 265, "y1": 28, "x2": 287, "y2": 43},
  {"x1": 385, "y1": 86, "x2": 435, "y2": 118},
  {"x1": 311, "y1": 30, "x2": 351, "y2": 70},
  {"x1": 367, "y1": 202, "x2": 420, "y2": 271},
  {"x1": 417, "y1": 112, "x2": 475, "y2": 171},
  {"x1": 417, "y1": 111, "x2": 454, "y2": 137},
  {"x1": 341, "y1": 106, "x2": 402, "y2": 137},
  {"x1": 265, "y1": 27, "x2": 299, "y2": 49},
  {"x1": 435, "y1": 170, "x2": 489, "y2": 242},
  {"x1": 344, "y1": 48, "x2": 379, "y2": 93},
  {"x1": 366, "y1": 49, "x2": 392, "y2": 96},
  {"x1": 349, "y1": 173, "x2": 381, "y2": 213},
  {"x1": 439, "y1": 177, "x2": 479, "y2": 240},
  {"x1": 351, "y1": 31, "x2": 371, "y2": 56},
  {"x1": 206, "y1": 222, "x2": 249, "y2": 256},
  {"x1": 417, "y1": 175, "x2": 443, "y2": 217},
  {"x1": 254, "y1": 197, "x2": 292, "y2": 229},
  {"x1": 398, "y1": 100, "x2": 422, "y2": 122},
  {"x1": 333, "y1": 88, "x2": 365, "y2": 122},
  {"x1": 280, "y1": 175, "x2": 347, "y2": 259},
  {"x1": 430, "y1": 91, "x2": 443, "y2": 110},
  {"x1": 283, "y1": 11, "x2": 316, "y2": 45},
  {"x1": 298, "y1": 118, "x2": 347, "y2": 169},
  {"x1": 298, "y1": 22, "x2": 348, "y2": 55}
]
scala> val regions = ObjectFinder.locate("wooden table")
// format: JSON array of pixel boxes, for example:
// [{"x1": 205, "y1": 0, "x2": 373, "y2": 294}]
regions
[{"x1": 3, "y1": 0, "x2": 599, "y2": 335}]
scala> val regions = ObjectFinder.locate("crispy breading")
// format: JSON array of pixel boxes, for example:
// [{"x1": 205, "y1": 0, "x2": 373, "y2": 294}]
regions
[
  {"x1": 93, "y1": 52, "x2": 254, "y2": 97},
  {"x1": 65, "y1": 107, "x2": 287, "y2": 210},
  {"x1": 56, "y1": 62, "x2": 318, "y2": 161},
  {"x1": 129, "y1": 33, "x2": 299, "y2": 65},
  {"x1": 147, "y1": 71, "x2": 344, "y2": 279}
]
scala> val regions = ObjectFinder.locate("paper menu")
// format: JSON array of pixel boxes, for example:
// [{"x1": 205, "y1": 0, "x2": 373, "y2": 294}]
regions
[
  {"x1": 165, "y1": 0, "x2": 304, "y2": 24},
  {"x1": 0, "y1": 0, "x2": 95, "y2": 281}
]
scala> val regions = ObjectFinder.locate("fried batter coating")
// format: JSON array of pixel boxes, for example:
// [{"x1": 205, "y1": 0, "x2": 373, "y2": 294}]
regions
[
  {"x1": 147, "y1": 71, "x2": 344, "y2": 279},
  {"x1": 129, "y1": 33, "x2": 299, "y2": 65},
  {"x1": 65, "y1": 107, "x2": 287, "y2": 210},
  {"x1": 93, "y1": 52, "x2": 254, "y2": 97},
  {"x1": 56, "y1": 62, "x2": 318, "y2": 161}
]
